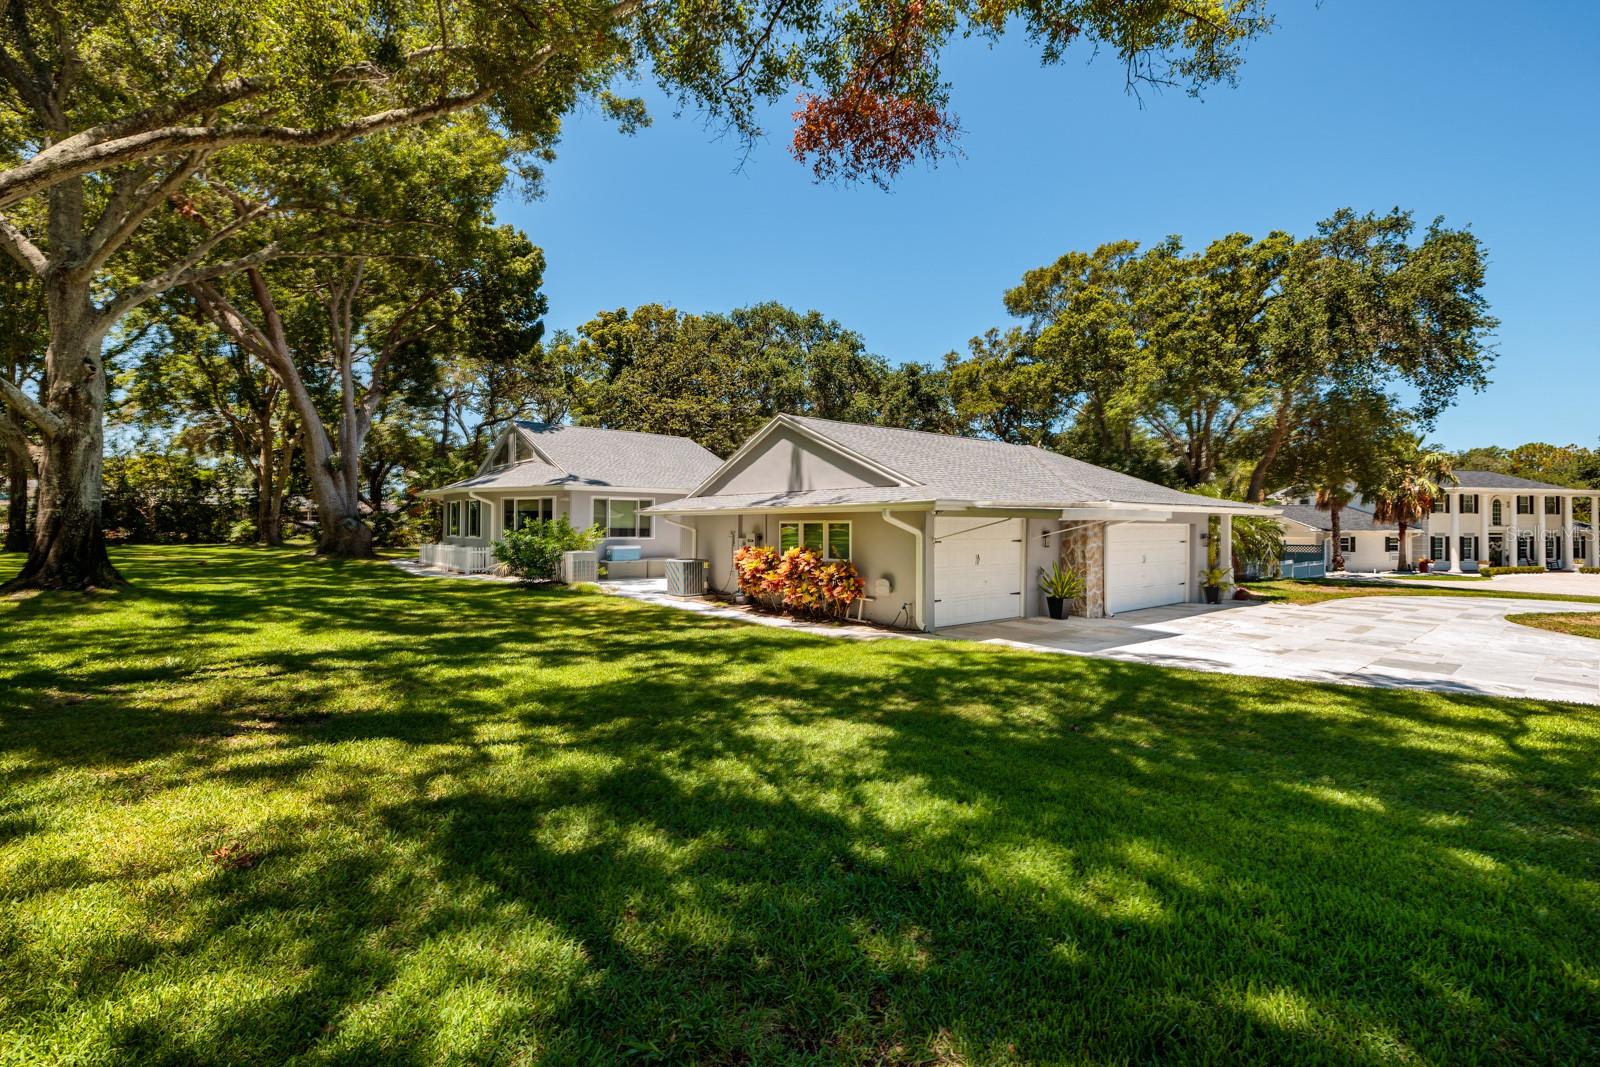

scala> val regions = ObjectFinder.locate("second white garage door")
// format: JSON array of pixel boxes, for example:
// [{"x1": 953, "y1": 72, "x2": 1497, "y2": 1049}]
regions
[
  {"x1": 1105, "y1": 522, "x2": 1190, "y2": 614},
  {"x1": 934, "y1": 516, "x2": 1024, "y2": 627}
]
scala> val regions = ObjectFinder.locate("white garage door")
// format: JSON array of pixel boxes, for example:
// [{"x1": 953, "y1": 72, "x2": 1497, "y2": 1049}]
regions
[
  {"x1": 934, "y1": 517, "x2": 1024, "y2": 627},
  {"x1": 1105, "y1": 522, "x2": 1190, "y2": 614}
]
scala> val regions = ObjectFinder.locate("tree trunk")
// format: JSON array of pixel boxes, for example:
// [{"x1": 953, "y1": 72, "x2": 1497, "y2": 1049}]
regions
[
  {"x1": 3, "y1": 291, "x2": 121, "y2": 591},
  {"x1": 4, "y1": 451, "x2": 28, "y2": 552},
  {"x1": 1246, "y1": 386, "x2": 1297, "y2": 503},
  {"x1": 1329, "y1": 505, "x2": 1344, "y2": 573},
  {"x1": 1396, "y1": 521, "x2": 1410, "y2": 572}
]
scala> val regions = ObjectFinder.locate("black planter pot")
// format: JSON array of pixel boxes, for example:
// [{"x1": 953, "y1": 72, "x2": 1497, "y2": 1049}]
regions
[
  {"x1": 1046, "y1": 596, "x2": 1066, "y2": 620},
  {"x1": 1203, "y1": 585, "x2": 1222, "y2": 605}
]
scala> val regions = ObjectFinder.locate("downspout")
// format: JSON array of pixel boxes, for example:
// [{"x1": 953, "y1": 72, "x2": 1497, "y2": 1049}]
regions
[
  {"x1": 661, "y1": 514, "x2": 697, "y2": 557},
  {"x1": 881, "y1": 509, "x2": 926, "y2": 632}
]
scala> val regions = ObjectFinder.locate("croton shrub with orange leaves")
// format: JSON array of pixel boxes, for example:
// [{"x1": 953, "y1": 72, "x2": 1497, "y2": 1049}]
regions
[{"x1": 734, "y1": 544, "x2": 866, "y2": 620}]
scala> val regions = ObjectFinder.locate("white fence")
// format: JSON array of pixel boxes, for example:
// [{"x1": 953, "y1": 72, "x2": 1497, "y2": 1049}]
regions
[{"x1": 419, "y1": 543, "x2": 493, "y2": 574}]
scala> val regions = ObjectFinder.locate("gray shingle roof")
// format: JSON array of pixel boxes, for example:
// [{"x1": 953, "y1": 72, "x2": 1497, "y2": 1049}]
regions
[
  {"x1": 1276, "y1": 504, "x2": 1396, "y2": 533},
  {"x1": 1451, "y1": 469, "x2": 1573, "y2": 491},
  {"x1": 780, "y1": 416, "x2": 1260, "y2": 511},
  {"x1": 428, "y1": 423, "x2": 721, "y2": 495}
]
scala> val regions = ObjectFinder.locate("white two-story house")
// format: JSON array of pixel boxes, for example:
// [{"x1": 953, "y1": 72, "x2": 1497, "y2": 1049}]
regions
[{"x1": 1427, "y1": 471, "x2": 1595, "y2": 572}]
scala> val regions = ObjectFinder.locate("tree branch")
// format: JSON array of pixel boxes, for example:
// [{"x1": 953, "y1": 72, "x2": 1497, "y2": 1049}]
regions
[
  {"x1": 77, "y1": 152, "x2": 208, "y2": 278},
  {"x1": 0, "y1": 212, "x2": 47, "y2": 275},
  {"x1": 0, "y1": 371, "x2": 60, "y2": 441},
  {"x1": 104, "y1": 236, "x2": 281, "y2": 325}
]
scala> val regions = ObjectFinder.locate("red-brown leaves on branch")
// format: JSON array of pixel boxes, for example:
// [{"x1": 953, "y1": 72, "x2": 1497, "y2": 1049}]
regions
[
  {"x1": 791, "y1": 86, "x2": 957, "y2": 186},
  {"x1": 790, "y1": 0, "x2": 959, "y2": 186}
]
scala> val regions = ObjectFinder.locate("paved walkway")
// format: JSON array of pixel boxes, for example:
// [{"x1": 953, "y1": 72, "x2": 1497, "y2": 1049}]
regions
[{"x1": 943, "y1": 597, "x2": 1600, "y2": 705}]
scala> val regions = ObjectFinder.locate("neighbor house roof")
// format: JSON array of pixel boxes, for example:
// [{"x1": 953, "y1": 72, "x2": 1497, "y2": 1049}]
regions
[
  {"x1": 426, "y1": 423, "x2": 721, "y2": 496},
  {"x1": 1449, "y1": 469, "x2": 1576, "y2": 491},
  {"x1": 655, "y1": 415, "x2": 1264, "y2": 515},
  {"x1": 1275, "y1": 504, "x2": 1398, "y2": 534}
]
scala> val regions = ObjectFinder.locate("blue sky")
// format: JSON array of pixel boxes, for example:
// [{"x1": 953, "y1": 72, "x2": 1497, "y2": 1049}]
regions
[{"x1": 494, "y1": 0, "x2": 1599, "y2": 451}]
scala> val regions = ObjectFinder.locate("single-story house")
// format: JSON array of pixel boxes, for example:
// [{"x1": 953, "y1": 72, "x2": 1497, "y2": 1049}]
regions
[
  {"x1": 420, "y1": 422, "x2": 722, "y2": 574},
  {"x1": 645, "y1": 414, "x2": 1265, "y2": 632},
  {"x1": 1273, "y1": 499, "x2": 1420, "y2": 574},
  {"x1": 1425, "y1": 471, "x2": 1596, "y2": 572}
]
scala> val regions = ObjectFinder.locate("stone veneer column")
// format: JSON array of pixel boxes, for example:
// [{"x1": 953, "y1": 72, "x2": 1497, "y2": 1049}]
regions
[{"x1": 1060, "y1": 523, "x2": 1107, "y2": 618}]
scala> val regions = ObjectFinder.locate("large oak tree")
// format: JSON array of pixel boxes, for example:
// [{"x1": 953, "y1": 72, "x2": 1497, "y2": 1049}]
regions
[{"x1": 0, "y1": 0, "x2": 1271, "y2": 587}]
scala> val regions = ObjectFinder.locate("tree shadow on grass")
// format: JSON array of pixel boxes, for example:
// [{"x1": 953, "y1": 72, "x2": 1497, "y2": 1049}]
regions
[{"x1": 2, "y1": 546, "x2": 1598, "y2": 1063}]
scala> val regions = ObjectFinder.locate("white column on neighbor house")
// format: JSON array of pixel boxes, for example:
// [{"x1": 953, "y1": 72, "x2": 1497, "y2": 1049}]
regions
[
  {"x1": 1562, "y1": 494, "x2": 1577, "y2": 570},
  {"x1": 1590, "y1": 495, "x2": 1599, "y2": 568},
  {"x1": 1479, "y1": 494, "x2": 1490, "y2": 568},
  {"x1": 1219, "y1": 513, "x2": 1234, "y2": 583},
  {"x1": 1446, "y1": 492, "x2": 1461, "y2": 571},
  {"x1": 1536, "y1": 494, "x2": 1548, "y2": 571}
]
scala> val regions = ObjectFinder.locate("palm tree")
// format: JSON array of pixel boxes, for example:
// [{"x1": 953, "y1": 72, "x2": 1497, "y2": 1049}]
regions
[
  {"x1": 1316, "y1": 485, "x2": 1355, "y2": 573},
  {"x1": 1371, "y1": 441, "x2": 1457, "y2": 572}
]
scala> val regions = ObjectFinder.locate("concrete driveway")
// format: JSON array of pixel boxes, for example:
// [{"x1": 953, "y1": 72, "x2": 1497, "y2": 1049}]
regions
[{"x1": 942, "y1": 597, "x2": 1600, "y2": 705}]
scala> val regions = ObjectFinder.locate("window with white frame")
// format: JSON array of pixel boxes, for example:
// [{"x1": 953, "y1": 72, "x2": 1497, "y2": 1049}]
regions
[
  {"x1": 1491, "y1": 499, "x2": 1503, "y2": 525},
  {"x1": 1384, "y1": 536, "x2": 1399, "y2": 553},
  {"x1": 465, "y1": 501, "x2": 482, "y2": 538},
  {"x1": 1517, "y1": 495, "x2": 1534, "y2": 515},
  {"x1": 504, "y1": 497, "x2": 555, "y2": 532},
  {"x1": 446, "y1": 500, "x2": 461, "y2": 536},
  {"x1": 1458, "y1": 494, "x2": 1479, "y2": 514},
  {"x1": 1544, "y1": 495, "x2": 1562, "y2": 515},
  {"x1": 779, "y1": 520, "x2": 852, "y2": 560},
  {"x1": 592, "y1": 498, "x2": 653, "y2": 538},
  {"x1": 1460, "y1": 534, "x2": 1479, "y2": 562},
  {"x1": 1431, "y1": 495, "x2": 1450, "y2": 514},
  {"x1": 1430, "y1": 535, "x2": 1449, "y2": 561},
  {"x1": 1338, "y1": 535, "x2": 1356, "y2": 554}
]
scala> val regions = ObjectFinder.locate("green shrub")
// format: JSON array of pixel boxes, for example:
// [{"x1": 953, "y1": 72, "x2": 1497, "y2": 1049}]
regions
[
  {"x1": 1480, "y1": 565, "x2": 1547, "y2": 577},
  {"x1": 492, "y1": 518, "x2": 601, "y2": 582},
  {"x1": 227, "y1": 519, "x2": 259, "y2": 544}
]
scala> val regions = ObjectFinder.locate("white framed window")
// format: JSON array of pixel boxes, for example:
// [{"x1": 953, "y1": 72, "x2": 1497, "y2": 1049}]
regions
[
  {"x1": 1517, "y1": 495, "x2": 1534, "y2": 515},
  {"x1": 779, "y1": 520, "x2": 852, "y2": 560},
  {"x1": 504, "y1": 497, "x2": 555, "y2": 531},
  {"x1": 1384, "y1": 536, "x2": 1399, "y2": 553},
  {"x1": 447, "y1": 500, "x2": 461, "y2": 537},
  {"x1": 1544, "y1": 495, "x2": 1562, "y2": 516},
  {"x1": 1460, "y1": 534, "x2": 1479, "y2": 562},
  {"x1": 1431, "y1": 495, "x2": 1450, "y2": 514},
  {"x1": 1338, "y1": 535, "x2": 1355, "y2": 554},
  {"x1": 1430, "y1": 535, "x2": 1449, "y2": 560},
  {"x1": 1458, "y1": 494, "x2": 1479, "y2": 515},
  {"x1": 1491, "y1": 500, "x2": 1503, "y2": 525},
  {"x1": 465, "y1": 501, "x2": 482, "y2": 538},
  {"x1": 592, "y1": 498, "x2": 654, "y2": 538}
]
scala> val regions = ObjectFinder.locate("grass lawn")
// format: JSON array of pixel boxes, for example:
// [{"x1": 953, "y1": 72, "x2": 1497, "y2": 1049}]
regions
[
  {"x1": 1242, "y1": 576, "x2": 1600, "y2": 607},
  {"x1": 3, "y1": 547, "x2": 1599, "y2": 1064},
  {"x1": 1508, "y1": 611, "x2": 1600, "y2": 642}
]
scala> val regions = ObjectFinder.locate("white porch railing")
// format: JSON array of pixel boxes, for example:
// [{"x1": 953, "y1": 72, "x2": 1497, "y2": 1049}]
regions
[{"x1": 419, "y1": 543, "x2": 494, "y2": 574}]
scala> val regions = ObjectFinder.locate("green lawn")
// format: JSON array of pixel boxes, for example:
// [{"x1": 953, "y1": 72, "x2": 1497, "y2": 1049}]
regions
[
  {"x1": 1508, "y1": 611, "x2": 1600, "y2": 642},
  {"x1": 1242, "y1": 576, "x2": 1600, "y2": 607},
  {"x1": 3, "y1": 547, "x2": 1599, "y2": 1064}
]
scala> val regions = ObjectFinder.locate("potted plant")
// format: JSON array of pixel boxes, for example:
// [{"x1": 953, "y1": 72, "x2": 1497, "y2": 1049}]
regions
[
  {"x1": 1038, "y1": 562, "x2": 1086, "y2": 620},
  {"x1": 1418, "y1": 557, "x2": 1431, "y2": 573},
  {"x1": 1200, "y1": 565, "x2": 1229, "y2": 604}
]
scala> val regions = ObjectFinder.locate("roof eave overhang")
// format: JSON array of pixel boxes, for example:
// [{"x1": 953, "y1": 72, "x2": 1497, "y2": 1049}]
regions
[{"x1": 646, "y1": 499, "x2": 937, "y2": 517}]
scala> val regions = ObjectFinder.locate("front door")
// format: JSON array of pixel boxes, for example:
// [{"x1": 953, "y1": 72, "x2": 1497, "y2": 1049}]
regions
[{"x1": 1488, "y1": 533, "x2": 1506, "y2": 567}]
